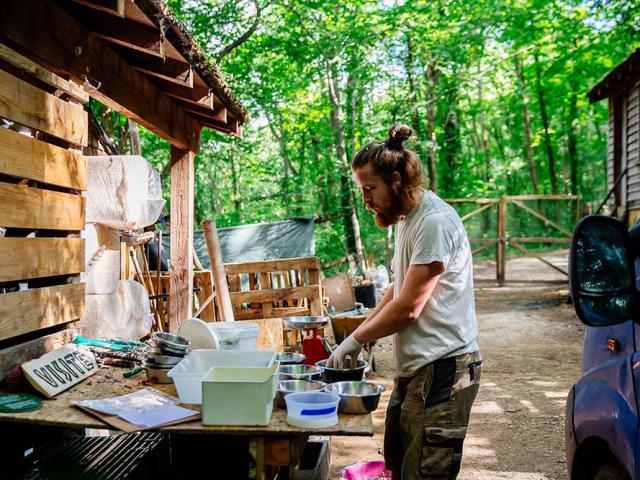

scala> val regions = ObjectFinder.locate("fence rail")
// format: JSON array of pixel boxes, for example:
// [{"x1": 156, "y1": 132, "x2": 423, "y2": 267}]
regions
[{"x1": 445, "y1": 194, "x2": 580, "y2": 283}]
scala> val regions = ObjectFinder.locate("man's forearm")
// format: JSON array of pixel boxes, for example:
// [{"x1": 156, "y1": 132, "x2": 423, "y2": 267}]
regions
[
  {"x1": 353, "y1": 298, "x2": 413, "y2": 344},
  {"x1": 361, "y1": 283, "x2": 394, "y2": 324}
]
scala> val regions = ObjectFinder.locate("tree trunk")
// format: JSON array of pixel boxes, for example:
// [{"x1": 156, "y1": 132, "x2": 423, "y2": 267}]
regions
[
  {"x1": 425, "y1": 63, "x2": 438, "y2": 192},
  {"x1": 534, "y1": 53, "x2": 557, "y2": 195},
  {"x1": 325, "y1": 60, "x2": 367, "y2": 274},
  {"x1": 514, "y1": 54, "x2": 539, "y2": 193},
  {"x1": 128, "y1": 119, "x2": 141, "y2": 155},
  {"x1": 404, "y1": 36, "x2": 425, "y2": 170},
  {"x1": 566, "y1": 79, "x2": 579, "y2": 196},
  {"x1": 229, "y1": 141, "x2": 241, "y2": 222},
  {"x1": 440, "y1": 80, "x2": 461, "y2": 198}
]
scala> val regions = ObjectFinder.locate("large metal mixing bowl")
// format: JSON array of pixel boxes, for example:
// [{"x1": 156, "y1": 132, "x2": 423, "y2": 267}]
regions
[
  {"x1": 282, "y1": 316, "x2": 329, "y2": 330},
  {"x1": 275, "y1": 380, "x2": 327, "y2": 408},
  {"x1": 323, "y1": 381, "x2": 386, "y2": 414},
  {"x1": 315, "y1": 359, "x2": 368, "y2": 383},
  {"x1": 278, "y1": 364, "x2": 323, "y2": 381}
]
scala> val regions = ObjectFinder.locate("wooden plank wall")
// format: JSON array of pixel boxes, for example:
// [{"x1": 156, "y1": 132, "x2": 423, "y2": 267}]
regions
[
  {"x1": 627, "y1": 82, "x2": 640, "y2": 210},
  {"x1": 0, "y1": 44, "x2": 87, "y2": 379}
]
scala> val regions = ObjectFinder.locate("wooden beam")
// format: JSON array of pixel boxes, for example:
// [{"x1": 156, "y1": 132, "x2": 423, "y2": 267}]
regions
[
  {"x1": 203, "y1": 220, "x2": 235, "y2": 322},
  {"x1": 507, "y1": 194, "x2": 580, "y2": 201},
  {"x1": 118, "y1": 48, "x2": 193, "y2": 87},
  {"x1": 161, "y1": 81, "x2": 214, "y2": 109},
  {"x1": 509, "y1": 241, "x2": 569, "y2": 276},
  {"x1": 169, "y1": 147, "x2": 194, "y2": 331},
  {"x1": 497, "y1": 195, "x2": 506, "y2": 284},
  {"x1": 0, "y1": 183, "x2": 85, "y2": 230},
  {"x1": 180, "y1": 100, "x2": 227, "y2": 123},
  {"x1": 460, "y1": 203, "x2": 494, "y2": 222},
  {"x1": 509, "y1": 198, "x2": 572, "y2": 237},
  {"x1": 70, "y1": 0, "x2": 125, "y2": 17},
  {"x1": 230, "y1": 286, "x2": 323, "y2": 305},
  {"x1": 224, "y1": 257, "x2": 320, "y2": 275},
  {"x1": 0, "y1": 128, "x2": 87, "y2": 190},
  {"x1": 0, "y1": 238, "x2": 84, "y2": 282},
  {"x1": 0, "y1": 0, "x2": 200, "y2": 151},
  {"x1": 0, "y1": 68, "x2": 88, "y2": 146},
  {"x1": 0, "y1": 43, "x2": 88, "y2": 103},
  {"x1": 0, "y1": 283, "x2": 84, "y2": 341},
  {"x1": 71, "y1": 5, "x2": 164, "y2": 57}
]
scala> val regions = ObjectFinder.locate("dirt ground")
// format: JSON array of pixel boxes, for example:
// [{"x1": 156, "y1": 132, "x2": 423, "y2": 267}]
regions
[{"x1": 329, "y1": 249, "x2": 585, "y2": 480}]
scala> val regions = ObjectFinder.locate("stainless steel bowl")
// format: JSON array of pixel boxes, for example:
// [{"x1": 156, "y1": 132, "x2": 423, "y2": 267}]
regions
[
  {"x1": 275, "y1": 380, "x2": 327, "y2": 408},
  {"x1": 146, "y1": 352, "x2": 182, "y2": 367},
  {"x1": 315, "y1": 359, "x2": 369, "y2": 383},
  {"x1": 323, "y1": 381, "x2": 386, "y2": 413},
  {"x1": 152, "y1": 332, "x2": 191, "y2": 352},
  {"x1": 144, "y1": 363, "x2": 174, "y2": 384},
  {"x1": 278, "y1": 364, "x2": 323, "y2": 381},
  {"x1": 282, "y1": 316, "x2": 329, "y2": 330},
  {"x1": 277, "y1": 352, "x2": 306, "y2": 365}
]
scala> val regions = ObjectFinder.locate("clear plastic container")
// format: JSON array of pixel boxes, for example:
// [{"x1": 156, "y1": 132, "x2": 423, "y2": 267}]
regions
[
  {"x1": 285, "y1": 391, "x2": 340, "y2": 428},
  {"x1": 201, "y1": 364, "x2": 279, "y2": 426},
  {"x1": 168, "y1": 349, "x2": 276, "y2": 404},
  {"x1": 208, "y1": 322, "x2": 259, "y2": 350}
]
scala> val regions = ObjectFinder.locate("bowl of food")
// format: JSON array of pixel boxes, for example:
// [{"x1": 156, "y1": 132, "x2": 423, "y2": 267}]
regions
[
  {"x1": 277, "y1": 352, "x2": 307, "y2": 365},
  {"x1": 323, "y1": 381, "x2": 386, "y2": 414},
  {"x1": 275, "y1": 379, "x2": 327, "y2": 408},
  {"x1": 278, "y1": 364, "x2": 323, "y2": 381},
  {"x1": 315, "y1": 359, "x2": 369, "y2": 383}
]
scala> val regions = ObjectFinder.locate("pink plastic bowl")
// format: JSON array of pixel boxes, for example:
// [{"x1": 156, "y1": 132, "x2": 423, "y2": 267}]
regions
[{"x1": 340, "y1": 461, "x2": 392, "y2": 480}]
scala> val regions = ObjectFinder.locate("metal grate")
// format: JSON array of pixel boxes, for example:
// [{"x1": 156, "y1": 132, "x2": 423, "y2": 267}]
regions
[{"x1": 22, "y1": 431, "x2": 166, "y2": 480}]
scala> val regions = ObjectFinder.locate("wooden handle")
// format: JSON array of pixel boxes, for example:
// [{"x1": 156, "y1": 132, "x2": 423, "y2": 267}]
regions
[{"x1": 202, "y1": 220, "x2": 235, "y2": 321}]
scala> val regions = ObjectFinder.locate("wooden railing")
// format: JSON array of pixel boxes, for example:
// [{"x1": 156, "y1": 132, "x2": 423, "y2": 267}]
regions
[{"x1": 446, "y1": 194, "x2": 581, "y2": 283}]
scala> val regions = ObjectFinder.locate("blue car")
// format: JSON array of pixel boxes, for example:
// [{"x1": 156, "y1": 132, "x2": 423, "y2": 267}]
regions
[{"x1": 566, "y1": 215, "x2": 640, "y2": 480}]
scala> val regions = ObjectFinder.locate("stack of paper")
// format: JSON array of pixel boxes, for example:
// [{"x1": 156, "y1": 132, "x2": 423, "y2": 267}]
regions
[{"x1": 74, "y1": 388, "x2": 199, "y2": 431}]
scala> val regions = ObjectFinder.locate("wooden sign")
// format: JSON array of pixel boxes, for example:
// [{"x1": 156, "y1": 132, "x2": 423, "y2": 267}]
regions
[{"x1": 21, "y1": 344, "x2": 98, "y2": 398}]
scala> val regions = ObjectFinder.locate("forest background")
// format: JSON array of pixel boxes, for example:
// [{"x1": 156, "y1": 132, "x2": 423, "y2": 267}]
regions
[{"x1": 92, "y1": 0, "x2": 640, "y2": 275}]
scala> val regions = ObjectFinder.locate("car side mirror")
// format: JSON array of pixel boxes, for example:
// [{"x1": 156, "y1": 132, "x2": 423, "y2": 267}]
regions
[{"x1": 570, "y1": 215, "x2": 638, "y2": 326}]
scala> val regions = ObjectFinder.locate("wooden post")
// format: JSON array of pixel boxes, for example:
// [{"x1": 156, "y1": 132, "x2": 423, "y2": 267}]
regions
[
  {"x1": 202, "y1": 220, "x2": 235, "y2": 321},
  {"x1": 497, "y1": 195, "x2": 507, "y2": 284},
  {"x1": 169, "y1": 147, "x2": 195, "y2": 332}
]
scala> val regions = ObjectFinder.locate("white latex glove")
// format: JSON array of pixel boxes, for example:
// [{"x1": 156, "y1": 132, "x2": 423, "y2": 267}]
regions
[{"x1": 326, "y1": 333, "x2": 363, "y2": 369}]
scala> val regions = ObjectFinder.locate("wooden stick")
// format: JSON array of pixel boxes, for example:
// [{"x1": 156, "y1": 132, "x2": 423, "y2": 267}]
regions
[
  {"x1": 202, "y1": 220, "x2": 235, "y2": 321},
  {"x1": 509, "y1": 198, "x2": 572, "y2": 237},
  {"x1": 509, "y1": 237, "x2": 571, "y2": 243},
  {"x1": 472, "y1": 241, "x2": 497, "y2": 256},
  {"x1": 156, "y1": 230, "x2": 162, "y2": 319},
  {"x1": 460, "y1": 202, "x2": 495, "y2": 222},
  {"x1": 193, "y1": 291, "x2": 216, "y2": 318},
  {"x1": 129, "y1": 247, "x2": 161, "y2": 331},
  {"x1": 139, "y1": 245, "x2": 164, "y2": 331},
  {"x1": 507, "y1": 194, "x2": 580, "y2": 201},
  {"x1": 193, "y1": 247, "x2": 204, "y2": 271},
  {"x1": 509, "y1": 241, "x2": 569, "y2": 276}
]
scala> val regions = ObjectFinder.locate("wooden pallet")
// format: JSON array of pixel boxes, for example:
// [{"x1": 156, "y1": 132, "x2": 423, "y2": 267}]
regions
[{"x1": 0, "y1": 45, "x2": 88, "y2": 379}]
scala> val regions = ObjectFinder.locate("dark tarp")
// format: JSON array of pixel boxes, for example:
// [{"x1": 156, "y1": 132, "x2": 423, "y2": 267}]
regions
[{"x1": 159, "y1": 217, "x2": 315, "y2": 268}]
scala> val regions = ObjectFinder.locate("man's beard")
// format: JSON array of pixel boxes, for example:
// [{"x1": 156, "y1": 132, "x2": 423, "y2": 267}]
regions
[{"x1": 372, "y1": 187, "x2": 407, "y2": 228}]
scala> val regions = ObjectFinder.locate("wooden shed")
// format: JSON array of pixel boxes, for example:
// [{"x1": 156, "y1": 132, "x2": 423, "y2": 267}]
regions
[
  {"x1": 0, "y1": 0, "x2": 247, "y2": 378},
  {"x1": 588, "y1": 46, "x2": 640, "y2": 225}
]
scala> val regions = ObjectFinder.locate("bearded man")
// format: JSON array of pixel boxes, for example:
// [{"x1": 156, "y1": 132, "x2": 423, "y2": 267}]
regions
[{"x1": 326, "y1": 124, "x2": 482, "y2": 480}]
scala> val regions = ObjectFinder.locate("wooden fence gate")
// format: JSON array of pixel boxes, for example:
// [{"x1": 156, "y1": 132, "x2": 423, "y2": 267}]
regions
[{"x1": 446, "y1": 194, "x2": 582, "y2": 283}]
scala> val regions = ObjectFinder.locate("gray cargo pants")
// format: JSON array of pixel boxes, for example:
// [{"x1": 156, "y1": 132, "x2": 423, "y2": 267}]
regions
[{"x1": 384, "y1": 351, "x2": 482, "y2": 479}]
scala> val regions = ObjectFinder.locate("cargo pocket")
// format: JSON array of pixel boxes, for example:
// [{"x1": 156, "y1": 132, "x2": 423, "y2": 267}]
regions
[{"x1": 419, "y1": 426, "x2": 467, "y2": 479}]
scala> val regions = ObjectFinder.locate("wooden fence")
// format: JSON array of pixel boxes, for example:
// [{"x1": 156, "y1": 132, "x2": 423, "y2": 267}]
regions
[{"x1": 446, "y1": 194, "x2": 581, "y2": 283}]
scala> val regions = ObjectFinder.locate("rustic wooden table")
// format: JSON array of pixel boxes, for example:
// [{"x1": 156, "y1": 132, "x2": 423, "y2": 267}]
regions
[{"x1": 0, "y1": 367, "x2": 374, "y2": 479}]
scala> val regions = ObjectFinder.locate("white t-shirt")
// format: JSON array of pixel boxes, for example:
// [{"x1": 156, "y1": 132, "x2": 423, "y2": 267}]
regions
[{"x1": 392, "y1": 190, "x2": 479, "y2": 376}]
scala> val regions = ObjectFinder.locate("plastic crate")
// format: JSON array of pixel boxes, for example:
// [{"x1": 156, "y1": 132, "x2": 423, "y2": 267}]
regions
[
  {"x1": 201, "y1": 363, "x2": 279, "y2": 426},
  {"x1": 168, "y1": 349, "x2": 276, "y2": 404}
]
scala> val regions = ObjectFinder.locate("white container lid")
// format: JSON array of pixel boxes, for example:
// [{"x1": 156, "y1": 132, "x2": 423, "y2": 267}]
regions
[
  {"x1": 177, "y1": 318, "x2": 216, "y2": 349},
  {"x1": 208, "y1": 322, "x2": 259, "y2": 340}
]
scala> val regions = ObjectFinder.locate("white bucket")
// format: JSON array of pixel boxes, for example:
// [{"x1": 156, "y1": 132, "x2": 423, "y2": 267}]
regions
[{"x1": 208, "y1": 322, "x2": 259, "y2": 350}]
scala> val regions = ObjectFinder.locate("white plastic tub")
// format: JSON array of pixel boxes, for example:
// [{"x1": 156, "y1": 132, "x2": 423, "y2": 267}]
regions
[
  {"x1": 285, "y1": 391, "x2": 340, "y2": 428},
  {"x1": 208, "y1": 322, "x2": 259, "y2": 350},
  {"x1": 168, "y1": 349, "x2": 276, "y2": 404},
  {"x1": 201, "y1": 364, "x2": 279, "y2": 426}
]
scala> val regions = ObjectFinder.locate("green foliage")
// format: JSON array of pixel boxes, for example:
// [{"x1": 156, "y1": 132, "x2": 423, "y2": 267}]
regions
[{"x1": 103, "y1": 0, "x2": 640, "y2": 273}]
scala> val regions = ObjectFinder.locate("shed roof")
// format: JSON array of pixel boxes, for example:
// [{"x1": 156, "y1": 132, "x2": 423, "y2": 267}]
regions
[
  {"x1": 588, "y1": 46, "x2": 640, "y2": 103},
  {"x1": 0, "y1": 0, "x2": 248, "y2": 149}
]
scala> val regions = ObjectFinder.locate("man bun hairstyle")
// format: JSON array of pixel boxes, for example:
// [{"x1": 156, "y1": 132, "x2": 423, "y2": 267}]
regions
[{"x1": 352, "y1": 123, "x2": 425, "y2": 194}]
